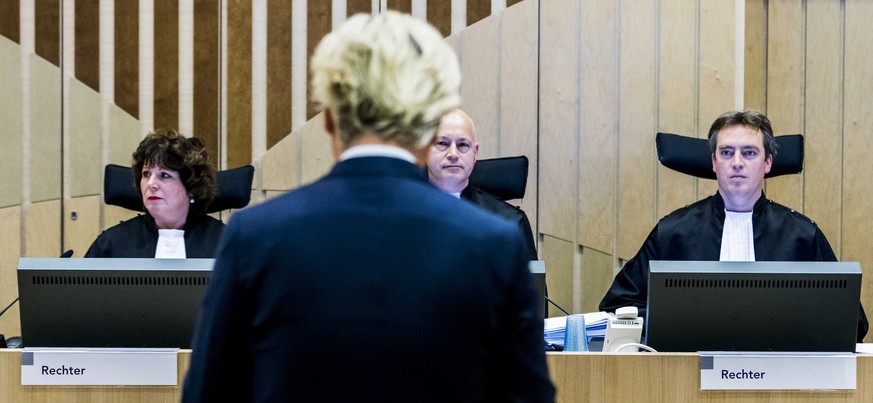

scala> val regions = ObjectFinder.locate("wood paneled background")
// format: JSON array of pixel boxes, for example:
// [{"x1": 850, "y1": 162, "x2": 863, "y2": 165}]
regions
[{"x1": 3, "y1": 0, "x2": 873, "y2": 344}]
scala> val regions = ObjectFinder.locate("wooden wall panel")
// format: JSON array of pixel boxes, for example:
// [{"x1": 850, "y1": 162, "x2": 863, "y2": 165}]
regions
[
  {"x1": 460, "y1": 15, "x2": 499, "y2": 158},
  {"x1": 115, "y1": 0, "x2": 139, "y2": 118},
  {"x1": 267, "y1": 0, "x2": 292, "y2": 149},
  {"x1": 74, "y1": 0, "x2": 99, "y2": 91},
  {"x1": 24, "y1": 200, "x2": 61, "y2": 258},
  {"x1": 538, "y1": 0, "x2": 576, "y2": 243},
  {"x1": 0, "y1": 0, "x2": 20, "y2": 43},
  {"x1": 427, "y1": 1, "x2": 452, "y2": 37},
  {"x1": 35, "y1": 0, "x2": 59, "y2": 65},
  {"x1": 227, "y1": 0, "x2": 252, "y2": 168},
  {"x1": 467, "y1": 0, "x2": 491, "y2": 27},
  {"x1": 261, "y1": 130, "x2": 300, "y2": 191},
  {"x1": 153, "y1": 0, "x2": 178, "y2": 131},
  {"x1": 300, "y1": 112, "x2": 333, "y2": 186},
  {"x1": 500, "y1": 0, "x2": 539, "y2": 246},
  {"x1": 744, "y1": 0, "x2": 767, "y2": 112},
  {"x1": 64, "y1": 196, "x2": 100, "y2": 257},
  {"x1": 305, "y1": 0, "x2": 330, "y2": 120},
  {"x1": 764, "y1": 0, "x2": 804, "y2": 210},
  {"x1": 0, "y1": 38, "x2": 23, "y2": 209},
  {"x1": 108, "y1": 102, "x2": 145, "y2": 166},
  {"x1": 507, "y1": 0, "x2": 524, "y2": 7},
  {"x1": 542, "y1": 235, "x2": 576, "y2": 316},
  {"x1": 193, "y1": 0, "x2": 220, "y2": 159},
  {"x1": 0, "y1": 207, "x2": 21, "y2": 337},
  {"x1": 842, "y1": 0, "x2": 873, "y2": 333},
  {"x1": 347, "y1": 0, "x2": 371, "y2": 16},
  {"x1": 30, "y1": 55, "x2": 62, "y2": 203},
  {"x1": 581, "y1": 246, "x2": 614, "y2": 314},
  {"x1": 697, "y1": 0, "x2": 736, "y2": 199},
  {"x1": 657, "y1": 0, "x2": 697, "y2": 219},
  {"x1": 577, "y1": 0, "x2": 616, "y2": 254},
  {"x1": 616, "y1": 0, "x2": 657, "y2": 259},
  {"x1": 387, "y1": 0, "x2": 411, "y2": 14},
  {"x1": 69, "y1": 81, "x2": 102, "y2": 197},
  {"x1": 804, "y1": 0, "x2": 843, "y2": 254}
]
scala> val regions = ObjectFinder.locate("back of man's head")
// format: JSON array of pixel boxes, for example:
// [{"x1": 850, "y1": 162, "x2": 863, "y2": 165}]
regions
[{"x1": 310, "y1": 11, "x2": 461, "y2": 149}]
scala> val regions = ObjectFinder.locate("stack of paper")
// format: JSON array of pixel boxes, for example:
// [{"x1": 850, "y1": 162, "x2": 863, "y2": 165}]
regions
[{"x1": 544, "y1": 312, "x2": 611, "y2": 347}]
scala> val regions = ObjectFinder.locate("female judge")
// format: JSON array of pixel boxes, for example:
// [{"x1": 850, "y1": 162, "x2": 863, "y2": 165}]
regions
[{"x1": 85, "y1": 128, "x2": 224, "y2": 258}]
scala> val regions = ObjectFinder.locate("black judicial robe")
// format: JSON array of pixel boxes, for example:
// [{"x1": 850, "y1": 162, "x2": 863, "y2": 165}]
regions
[
  {"x1": 462, "y1": 185, "x2": 538, "y2": 261},
  {"x1": 599, "y1": 192, "x2": 869, "y2": 341},
  {"x1": 84, "y1": 212, "x2": 225, "y2": 258}
]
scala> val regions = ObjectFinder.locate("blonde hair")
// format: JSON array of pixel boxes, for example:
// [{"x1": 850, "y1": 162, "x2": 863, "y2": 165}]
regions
[{"x1": 310, "y1": 11, "x2": 462, "y2": 149}]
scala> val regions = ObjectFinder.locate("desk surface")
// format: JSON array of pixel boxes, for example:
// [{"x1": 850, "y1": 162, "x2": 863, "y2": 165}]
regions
[{"x1": 2, "y1": 349, "x2": 871, "y2": 402}]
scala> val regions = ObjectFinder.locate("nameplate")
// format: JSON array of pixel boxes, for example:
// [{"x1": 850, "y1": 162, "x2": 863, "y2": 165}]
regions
[
  {"x1": 20, "y1": 348, "x2": 178, "y2": 386},
  {"x1": 699, "y1": 352, "x2": 856, "y2": 390}
]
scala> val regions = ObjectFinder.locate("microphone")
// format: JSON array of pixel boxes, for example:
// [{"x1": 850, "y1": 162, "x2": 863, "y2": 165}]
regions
[
  {"x1": 60, "y1": 249, "x2": 74, "y2": 258},
  {"x1": 0, "y1": 297, "x2": 18, "y2": 318},
  {"x1": 545, "y1": 296, "x2": 570, "y2": 315}
]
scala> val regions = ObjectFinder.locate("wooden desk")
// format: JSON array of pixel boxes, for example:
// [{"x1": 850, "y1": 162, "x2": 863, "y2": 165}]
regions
[
  {"x1": 0, "y1": 349, "x2": 191, "y2": 402},
  {"x1": 547, "y1": 352, "x2": 873, "y2": 402},
  {"x1": 2, "y1": 349, "x2": 870, "y2": 402}
]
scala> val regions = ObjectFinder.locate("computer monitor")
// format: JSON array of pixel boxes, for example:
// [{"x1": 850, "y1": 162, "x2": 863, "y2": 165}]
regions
[
  {"x1": 17, "y1": 258, "x2": 214, "y2": 348},
  {"x1": 646, "y1": 260, "x2": 862, "y2": 353}
]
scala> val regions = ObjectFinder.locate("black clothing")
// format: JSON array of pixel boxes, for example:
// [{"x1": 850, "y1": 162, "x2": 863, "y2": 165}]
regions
[
  {"x1": 462, "y1": 185, "x2": 538, "y2": 261},
  {"x1": 84, "y1": 213, "x2": 224, "y2": 258},
  {"x1": 599, "y1": 192, "x2": 869, "y2": 341}
]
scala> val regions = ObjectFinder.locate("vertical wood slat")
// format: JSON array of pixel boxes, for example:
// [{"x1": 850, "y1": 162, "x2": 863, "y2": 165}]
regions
[
  {"x1": 467, "y1": 0, "x2": 491, "y2": 27},
  {"x1": 616, "y1": 0, "x2": 657, "y2": 259},
  {"x1": 538, "y1": 0, "x2": 576, "y2": 243},
  {"x1": 0, "y1": 38, "x2": 23, "y2": 208},
  {"x1": 387, "y1": 0, "x2": 411, "y2": 13},
  {"x1": 153, "y1": 0, "x2": 178, "y2": 130},
  {"x1": 744, "y1": 0, "x2": 767, "y2": 112},
  {"x1": 427, "y1": 1, "x2": 452, "y2": 37},
  {"x1": 193, "y1": 0, "x2": 220, "y2": 161},
  {"x1": 347, "y1": 0, "x2": 371, "y2": 16},
  {"x1": 842, "y1": 0, "x2": 873, "y2": 323},
  {"x1": 75, "y1": 0, "x2": 99, "y2": 91},
  {"x1": 115, "y1": 0, "x2": 138, "y2": 118},
  {"x1": 697, "y1": 0, "x2": 737, "y2": 199},
  {"x1": 657, "y1": 0, "x2": 697, "y2": 219},
  {"x1": 267, "y1": 0, "x2": 293, "y2": 150},
  {"x1": 306, "y1": 0, "x2": 330, "y2": 120},
  {"x1": 804, "y1": 0, "x2": 843, "y2": 254},
  {"x1": 578, "y1": 0, "x2": 616, "y2": 254},
  {"x1": 0, "y1": 0, "x2": 20, "y2": 42},
  {"x1": 500, "y1": 0, "x2": 538, "y2": 245},
  {"x1": 226, "y1": 0, "x2": 252, "y2": 168},
  {"x1": 763, "y1": 0, "x2": 804, "y2": 210},
  {"x1": 35, "y1": 0, "x2": 60, "y2": 65},
  {"x1": 460, "y1": 16, "x2": 500, "y2": 158}
]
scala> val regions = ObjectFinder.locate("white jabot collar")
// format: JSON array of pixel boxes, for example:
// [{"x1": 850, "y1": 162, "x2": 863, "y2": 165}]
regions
[
  {"x1": 720, "y1": 210, "x2": 755, "y2": 261},
  {"x1": 339, "y1": 144, "x2": 417, "y2": 164}
]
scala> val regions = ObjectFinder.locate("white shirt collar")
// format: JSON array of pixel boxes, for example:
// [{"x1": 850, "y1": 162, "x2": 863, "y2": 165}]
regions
[{"x1": 339, "y1": 144, "x2": 417, "y2": 164}]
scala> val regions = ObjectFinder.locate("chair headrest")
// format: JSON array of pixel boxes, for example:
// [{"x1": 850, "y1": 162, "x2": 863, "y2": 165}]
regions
[
  {"x1": 103, "y1": 164, "x2": 254, "y2": 213},
  {"x1": 468, "y1": 155, "x2": 529, "y2": 201},
  {"x1": 656, "y1": 132, "x2": 804, "y2": 179}
]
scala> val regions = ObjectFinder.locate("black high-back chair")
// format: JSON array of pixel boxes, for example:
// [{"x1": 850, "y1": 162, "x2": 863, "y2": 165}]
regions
[
  {"x1": 656, "y1": 132, "x2": 804, "y2": 178},
  {"x1": 468, "y1": 155, "x2": 529, "y2": 201},
  {"x1": 103, "y1": 164, "x2": 255, "y2": 213}
]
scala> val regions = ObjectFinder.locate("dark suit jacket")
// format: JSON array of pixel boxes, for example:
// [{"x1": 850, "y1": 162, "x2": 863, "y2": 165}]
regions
[{"x1": 182, "y1": 156, "x2": 555, "y2": 403}]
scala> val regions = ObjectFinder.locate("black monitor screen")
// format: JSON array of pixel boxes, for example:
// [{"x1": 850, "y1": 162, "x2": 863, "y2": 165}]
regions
[
  {"x1": 646, "y1": 260, "x2": 861, "y2": 353},
  {"x1": 17, "y1": 258, "x2": 213, "y2": 348}
]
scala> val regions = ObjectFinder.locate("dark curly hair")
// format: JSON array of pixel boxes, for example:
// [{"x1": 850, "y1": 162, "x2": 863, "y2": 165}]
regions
[{"x1": 132, "y1": 128, "x2": 217, "y2": 215}]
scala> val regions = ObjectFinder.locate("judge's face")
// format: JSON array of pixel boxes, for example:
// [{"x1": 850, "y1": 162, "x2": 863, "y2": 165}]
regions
[
  {"x1": 427, "y1": 112, "x2": 479, "y2": 193},
  {"x1": 140, "y1": 164, "x2": 191, "y2": 229},
  {"x1": 711, "y1": 125, "x2": 772, "y2": 205}
]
